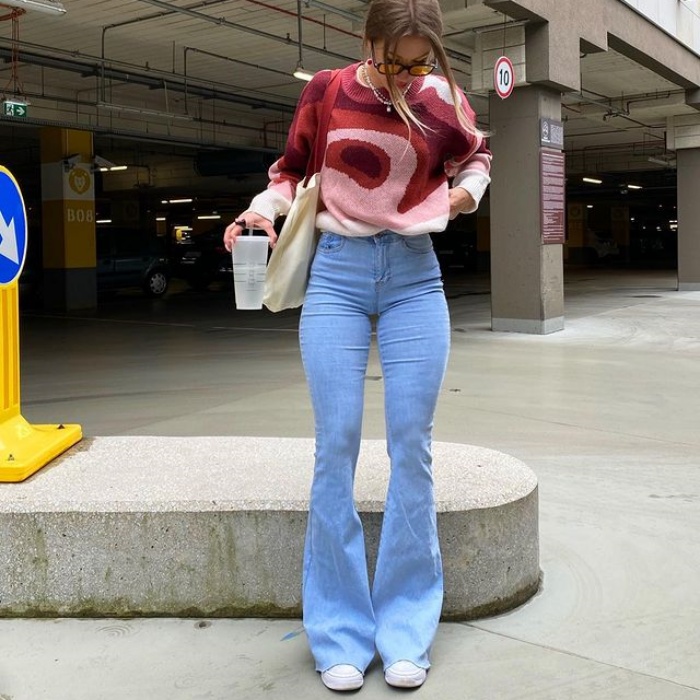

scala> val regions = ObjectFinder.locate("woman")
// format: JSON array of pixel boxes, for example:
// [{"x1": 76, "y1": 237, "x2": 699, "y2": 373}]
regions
[{"x1": 224, "y1": 0, "x2": 491, "y2": 691}]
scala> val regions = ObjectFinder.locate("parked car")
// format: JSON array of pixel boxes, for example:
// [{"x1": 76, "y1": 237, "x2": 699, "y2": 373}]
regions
[
  {"x1": 96, "y1": 227, "x2": 170, "y2": 297},
  {"x1": 173, "y1": 226, "x2": 232, "y2": 290},
  {"x1": 19, "y1": 226, "x2": 170, "y2": 303}
]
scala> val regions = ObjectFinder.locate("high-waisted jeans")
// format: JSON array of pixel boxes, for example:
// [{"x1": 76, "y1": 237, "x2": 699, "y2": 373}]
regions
[{"x1": 299, "y1": 230, "x2": 451, "y2": 673}]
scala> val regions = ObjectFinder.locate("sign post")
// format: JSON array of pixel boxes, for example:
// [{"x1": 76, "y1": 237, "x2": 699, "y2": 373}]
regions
[{"x1": 0, "y1": 165, "x2": 81, "y2": 482}]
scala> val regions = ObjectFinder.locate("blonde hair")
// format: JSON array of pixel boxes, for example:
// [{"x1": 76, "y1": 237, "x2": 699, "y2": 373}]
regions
[{"x1": 363, "y1": 0, "x2": 480, "y2": 137}]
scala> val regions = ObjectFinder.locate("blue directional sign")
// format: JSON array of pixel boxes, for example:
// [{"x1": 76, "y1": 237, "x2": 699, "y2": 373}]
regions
[{"x1": 0, "y1": 166, "x2": 28, "y2": 286}]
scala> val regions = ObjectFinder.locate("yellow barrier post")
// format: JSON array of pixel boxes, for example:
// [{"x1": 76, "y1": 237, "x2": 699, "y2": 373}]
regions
[{"x1": 0, "y1": 165, "x2": 81, "y2": 482}]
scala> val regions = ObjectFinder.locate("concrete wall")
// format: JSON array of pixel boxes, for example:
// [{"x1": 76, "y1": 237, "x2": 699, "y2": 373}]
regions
[
  {"x1": 618, "y1": 0, "x2": 700, "y2": 54},
  {"x1": 484, "y1": 0, "x2": 700, "y2": 92}
]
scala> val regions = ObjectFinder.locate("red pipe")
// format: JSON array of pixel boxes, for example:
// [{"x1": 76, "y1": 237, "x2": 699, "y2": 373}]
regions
[{"x1": 242, "y1": 0, "x2": 360, "y2": 39}]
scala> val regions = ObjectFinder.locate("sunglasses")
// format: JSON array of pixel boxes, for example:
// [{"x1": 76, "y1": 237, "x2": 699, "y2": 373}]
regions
[{"x1": 371, "y1": 43, "x2": 437, "y2": 77}]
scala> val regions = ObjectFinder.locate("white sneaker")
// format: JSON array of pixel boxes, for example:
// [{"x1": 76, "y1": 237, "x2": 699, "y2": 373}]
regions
[
  {"x1": 384, "y1": 660, "x2": 427, "y2": 688},
  {"x1": 321, "y1": 664, "x2": 364, "y2": 691}
]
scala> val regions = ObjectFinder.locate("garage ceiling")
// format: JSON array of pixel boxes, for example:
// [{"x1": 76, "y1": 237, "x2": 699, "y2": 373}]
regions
[{"x1": 0, "y1": 0, "x2": 696, "y2": 187}]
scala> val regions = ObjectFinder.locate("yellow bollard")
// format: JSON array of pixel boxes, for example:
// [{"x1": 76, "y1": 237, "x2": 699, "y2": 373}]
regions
[{"x1": 0, "y1": 165, "x2": 81, "y2": 482}]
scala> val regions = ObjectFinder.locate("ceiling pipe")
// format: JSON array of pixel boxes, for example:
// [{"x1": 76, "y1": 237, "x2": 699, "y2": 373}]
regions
[
  {"x1": 304, "y1": 0, "x2": 364, "y2": 24},
  {"x1": 1, "y1": 86, "x2": 288, "y2": 144},
  {"x1": 134, "y1": 0, "x2": 353, "y2": 63},
  {"x1": 253, "y1": 0, "x2": 472, "y2": 65},
  {"x1": 183, "y1": 46, "x2": 293, "y2": 113},
  {"x1": 108, "y1": 0, "x2": 471, "y2": 93},
  {"x1": 184, "y1": 47, "x2": 294, "y2": 80},
  {"x1": 0, "y1": 0, "x2": 65, "y2": 15},
  {"x1": 294, "y1": 0, "x2": 312, "y2": 81},
  {"x1": 0, "y1": 44, "x2": 298, "y2": 114},
  {"x1": 100, "y1": 1, "x2": 233, "y2": 102},
  {"x1": 0, "y1": 111, "x2": 276, "y2": 153},
  {"x1": 243, "y1": 0, "x2": 359, "y2": 39}
]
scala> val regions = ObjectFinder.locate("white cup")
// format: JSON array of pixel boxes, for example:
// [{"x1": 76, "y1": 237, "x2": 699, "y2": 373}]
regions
[{"x1": 231, "y1": 234, "x2": 269, "y2": 310}]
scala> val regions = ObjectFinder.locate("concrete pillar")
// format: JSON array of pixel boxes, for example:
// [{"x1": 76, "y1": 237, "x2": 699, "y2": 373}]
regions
[
  {"x1": 677, "y1": 148, "x2": 700, "y2": 291},
  {"x1": 39, "y1": 127, "x2": 97, "y2": 311},
  {"x1": 476, "y1": 196, "x2": 491, "y2": 272},
  {"x1": 489, "y1": 86, "x2": 564, "y2": 334}
]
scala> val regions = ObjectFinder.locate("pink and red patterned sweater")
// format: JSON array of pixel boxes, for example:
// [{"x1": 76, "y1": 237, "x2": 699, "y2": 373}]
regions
[{"x1": 249, "y1": 63, "x2": 492, "y2": 237}]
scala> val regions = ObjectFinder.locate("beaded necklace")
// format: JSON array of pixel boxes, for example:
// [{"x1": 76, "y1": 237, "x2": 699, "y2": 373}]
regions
[{"x1": 359, "y1": 62, "x2": 411, "y2": 113}]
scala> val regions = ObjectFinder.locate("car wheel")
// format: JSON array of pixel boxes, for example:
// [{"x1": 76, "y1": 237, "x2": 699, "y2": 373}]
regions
[{"x1": 144, "y1": 270, "x2": 169, "y2": 296}]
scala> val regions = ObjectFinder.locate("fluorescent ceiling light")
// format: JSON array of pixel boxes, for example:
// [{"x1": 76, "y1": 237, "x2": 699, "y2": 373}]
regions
[
  {"x1": 98, "y1": 165, "x2": 128, "y2": 172},
  {"x1": 647, "y1": 156, "x2": 676, "y2": 167},
  {"x1": 156, "y1": 217, "x2": 166, "y2": 222},
  {"x1": 582, "y1": 177, "x2": 602, "y2": 184},
  {"x1": 0, "y1": 0, "x2": 66, "y2": 14},
  {"x1": 197, "y1": 215, "x2": 222, "y2": 220},
  {"x1": 293, "y1": 66, "x2": 315, "y2": 82},
  {"x1": 626, "y1": 184, "x2": 643, "y2": 190},
  {"x1": 169, "y1": 198, "x2": 193, "y2": 204},
  {"x1": 96, "y1": 219, "x2": 112, "y2": 224}
]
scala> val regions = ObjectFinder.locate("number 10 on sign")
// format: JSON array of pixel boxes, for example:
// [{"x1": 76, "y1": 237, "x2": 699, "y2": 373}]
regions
[{"x1": 494, "y1": 56, "x2": 515, "y2": 99}]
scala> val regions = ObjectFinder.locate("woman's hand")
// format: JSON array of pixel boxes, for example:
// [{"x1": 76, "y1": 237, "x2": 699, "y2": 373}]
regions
[
  {"x1": 223, "y1": 212, "x2": 278, "y2": 252},
  {"x1": 448, "y1": 187, "x2": 476, "y2": 219}
]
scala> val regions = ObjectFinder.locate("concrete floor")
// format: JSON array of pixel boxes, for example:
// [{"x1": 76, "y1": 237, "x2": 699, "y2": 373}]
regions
[{"x1": 2, "y1": 268, "x2": 699, "y2": 699}]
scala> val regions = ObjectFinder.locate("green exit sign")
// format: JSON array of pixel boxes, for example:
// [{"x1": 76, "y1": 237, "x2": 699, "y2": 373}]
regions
[{"x1": 3, "y1": 101, "x2": 28, "y2": 118}]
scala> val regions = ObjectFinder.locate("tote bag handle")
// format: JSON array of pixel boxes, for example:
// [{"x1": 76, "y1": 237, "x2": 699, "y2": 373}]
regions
[{"x1": 306, "y1": 69, "x2": 342, "y2": 178}]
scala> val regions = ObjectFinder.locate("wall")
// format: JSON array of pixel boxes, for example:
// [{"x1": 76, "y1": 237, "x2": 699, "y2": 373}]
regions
[{"x1": 618, "y1": 0, "x2": 700, "y2": 54}]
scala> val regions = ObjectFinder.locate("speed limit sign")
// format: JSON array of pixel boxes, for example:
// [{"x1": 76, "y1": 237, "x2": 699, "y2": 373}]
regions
[{"x1": 494, "y1": 56, "x2": 515, "y2": 99}]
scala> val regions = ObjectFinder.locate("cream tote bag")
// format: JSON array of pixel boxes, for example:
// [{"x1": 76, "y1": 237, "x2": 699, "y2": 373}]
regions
[
  {"x1": 262, "y1": 71, "x2": 341, "y2": 313},
  {"x1": 262, "y1": 172, "x2": 322, "y2": 312}
]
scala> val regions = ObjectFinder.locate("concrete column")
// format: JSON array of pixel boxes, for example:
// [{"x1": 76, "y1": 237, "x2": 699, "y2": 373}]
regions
[
  {"x1": 476, "y1": 196, "x2": 491, "y2": 272},
  {"x1": 677, "y1": 148, "x2": 700, "y2": 291},
  {"x1": 489, "y1": 85, "x2": 564, "y2": 334},
  {"x1": 40, "y1": 127, "x2": 97, "y2": 311}
]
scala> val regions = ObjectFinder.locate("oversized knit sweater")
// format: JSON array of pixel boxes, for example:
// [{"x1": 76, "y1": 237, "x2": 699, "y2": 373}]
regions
[{"x1": 249, "y1": 63, "x2": 492, "y2": 237}]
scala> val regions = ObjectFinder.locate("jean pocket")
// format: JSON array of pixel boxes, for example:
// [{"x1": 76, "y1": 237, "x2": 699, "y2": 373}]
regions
[
  {"x1": 402, "y1": 234, "x2": 434, "y2": 254},
  {"x1": 317, "y1": 231, "x2": 346, "y2": 254}
]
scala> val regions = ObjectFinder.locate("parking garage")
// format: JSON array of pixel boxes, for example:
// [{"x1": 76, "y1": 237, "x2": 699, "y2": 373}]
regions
[
  {"x1": 2, "y1": 4, "x2": 700, "y2": 697},
  {"x1": 1, "y1": 0, "x2": 699, "y2": 325}
]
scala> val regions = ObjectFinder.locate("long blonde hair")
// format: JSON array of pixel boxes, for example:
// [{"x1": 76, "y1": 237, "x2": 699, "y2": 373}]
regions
[{"x1": 363, "y1": 0, "x2": 479, "y2": 137}]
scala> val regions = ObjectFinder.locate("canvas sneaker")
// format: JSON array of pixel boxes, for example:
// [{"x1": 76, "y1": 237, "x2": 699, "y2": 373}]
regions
[
  {"x1": 321, "y1": 664, "x2": 364, "y2": 691},
  {"x1": 384, "y1": 660, "x2": 427, "y2": 688}
]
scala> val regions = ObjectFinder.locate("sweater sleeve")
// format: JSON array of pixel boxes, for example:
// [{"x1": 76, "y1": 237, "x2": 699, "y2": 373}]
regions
[
  {"x1": 445, "y1": 90, "x2": 492, "y2": 214},
  {"x1": 247, "y1": 70, "x2": 333, "y2": 222}
]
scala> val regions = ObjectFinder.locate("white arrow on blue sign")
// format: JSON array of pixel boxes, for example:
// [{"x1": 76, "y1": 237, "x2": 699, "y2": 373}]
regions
[{"x1": 0, "y1": 166, "x2": 28, "y2": 286}]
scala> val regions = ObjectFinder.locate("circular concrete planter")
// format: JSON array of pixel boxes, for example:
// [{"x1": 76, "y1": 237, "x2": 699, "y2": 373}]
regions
[{"x1": 0, "y1": 437, "x2": 539, "y2": 619}]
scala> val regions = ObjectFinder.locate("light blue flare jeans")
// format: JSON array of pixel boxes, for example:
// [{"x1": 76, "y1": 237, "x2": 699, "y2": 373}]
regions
[{"x1": 299, "y1": 230, "x2": 450, "y2": 674}]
